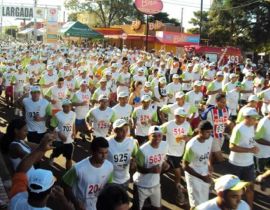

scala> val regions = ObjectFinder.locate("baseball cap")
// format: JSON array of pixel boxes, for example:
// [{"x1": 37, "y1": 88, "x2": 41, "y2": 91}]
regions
[
  {"x1": 187, "y1": 63, "x2": 194, "y2": 68},
  {"x1": 111, "y1": 63, "x2": 118, "y2": 68},
  {"x1": 28, "y1": 169, "x2": 56, "y2": 193},
  {"x1": 47, "y1": 65, "x2": 53, "y2": 70},
  {"x1": 172, "y1": 74, "x2": 180, "y2": 79},
  {"x1": 216, "y1": 71, "x2": 224, "y2": 77},
  {"x1": 193, "y1": 80, "x2": 203, "y2": 86},
  {"x1": 174, "y1": 107, "x2": 187, "y2": 117},
  {"x1": 245, "y1": 72, "x2": 254, "y2": 77},
  {"x1": 118, "y1": 91, "x2": 129, "y2": 98},
  {"x1": 100, "y1": 77, "x2": 107, "y2": 82},
  {"x1": 229, "y1": 73, "x2": 238, "y2": 79},
  {"x1": 214, "y1": 174, "x2": 249, "y2": 193},
  {"x1": 138, "y1": 67, "x2": 145, "y2": 73},
  {"x1": 158, "y1": 77, "x2": 167, "y2": 84},
  {"x1": 145, "y1": 81, "x2": 151, "y2": 88},
  {"x1": 209, "y1": 62, "x2": 216, "y2": 67},
  {"x1": 148, "y1": 126, "x2": 162, "y2": 135},
  {"x1": 242, "y1": 107, "x2": 259, "y2": 117},
  {"x1": 248, "y1": 95, "x2": 259, "y2": 102},
  {"x1": 235, "y1": 82, "x2": 242, "y2": 87},
  {"x1": 30, "y1": 86, "x2": 41, "y2": 92},
  {"x1": 105, "y1": 70, "x2": 112, "y2": 76},
  {"x1": 113, "y1": 119, "x2": 128, "y2": 129},
  {"x1": 98, "y1": 94, "x2": 108, "y2": 101},
  {"x1": 175, "y1": 92, "x2": 185, "y2": 99},
  {"x1": 141, "y1": 94, "x2": 151, "y2": 102},
  {"x1": 62, "y1": 99, "x2": 72, "y2": 106}
]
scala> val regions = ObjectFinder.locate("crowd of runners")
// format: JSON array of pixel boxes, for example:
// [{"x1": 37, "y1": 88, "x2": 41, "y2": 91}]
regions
[{"x1": 0, "y1": 42, "x2": 270, "y2": 210}]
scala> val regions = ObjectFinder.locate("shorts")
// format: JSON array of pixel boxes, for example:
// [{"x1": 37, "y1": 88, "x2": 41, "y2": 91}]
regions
[
  {"x1": 27, "y1": 131, "x2": 46, "y2": 144},
  {"x1": 5, "y1": 86, "x2": 13, "y2": 97},
  {"x1": 212, "y1": 138, "x2": 224, "y2": 152},
  {"x1": 51, "y1": 142, "x2": 74, "y2": 160},
  {"x1": 254, "y1": 157, "x2": 270, "y2": 173},
  {"x1": 75, "y1": 119, "x2": 86, "y2": 126},
  {"x1": 185, "y1": 172, "x2": 210, "y2": 208},
  {"x1": 166, "y1": 155, "x2": 182, "y2": 169},
  {"x1": 135, "y1": 135, "x2": 148, "y2": 146},
  {"x1": 228, "y1": 163, "x2": 255, "y2": 182},
  {"x1": 133, "y1": 184, "x2": 161, "y2": 210}
]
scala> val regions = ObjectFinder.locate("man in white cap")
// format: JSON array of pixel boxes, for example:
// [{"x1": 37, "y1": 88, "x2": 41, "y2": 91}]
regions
[
  {"x1": 9, "y1": 133, "x2": 72, "y2": 210},
  {"x1": 236, "y1": 95, "x2": 259, "y2": 123},
  {"x1": 45, "y1": 77, "x2": 70, "y2": 115},
  {"x1": 86, "y1": 94, "x2": 115, "y2": 138},
  {"x1": 2, "y1": 63, "x2": 14, "y2": 108},
  {"x1": 131, "y1": 94, "x2": 158, "y2": 145},
  {"x1": 49, "y1": 99, "x2": 76, "y2": 170},
  {"x1": 141, "y1": 81, "x2": 153, "y2": 98},
  {"x1": 112, "y1": 91, "x2": 133, "y2": 131},
  {"x1": 39, "y1": 65, "x2": 58, "y2": 94},
  {"x1": 255, "y1": 104, "x2": 270, "y2": 174},
  {"x1": 133, "y1": 126, "x2": 169, "y2": 210},
  {"x1": 72, "y1": 80, "x2": 92, "y2": 140},
  {"x1": 258, "y1": 83, "x2": 270, "y2": 116},
  {"x1": 62, "y1": 137, "x2": 113, "y2": 210},
  {"x1": 195, "y1": 174, "x2": 250, "y2": 210},
  {"x1": 107, "y1": 119, "x2": 138, "y2": 189},
  {"x1": 153, "y1": 77, "x2": 168, "y2": 110},
  {"x1": 116, "y1": 63, "x2": 131, "y2": 94},
  {"x1": 183, "y1": 120, "x2": 214, "y2": 208},
  {"x1": 133, "y1": 67, "x2": 147, "y2": 84},
  {"x1": 166, "y1": 74, "x2": 182, "y2": 104},
  {"x1": 22, "y1": 85, "x2": 52, "y2": 143},
  {"x1": 91, "y1": 77, "x2": 110, "y2": 105},
  {"x1": 161, "y1": 107, "x2": 193, "y2": 205},
  {"x1": 228, "y1": 107, "x2": 260, "y2": 208},
  {"x1": 160, "y1": 91, "x2": 197, "y2": 122},
  {"x1": 222, "y1": 73, "x2": 239, "y2": 94},
  {"x1": 206, "y1": 71, "x2": 224, "y2": 107},
  {"x1": 201, "y1": 62, "x2": 216, "y2": 93},
  {"x1": 186, "y1": 81, "x2": 204, "y2": 129},
  {"x1": 181, "y1": 63, "x2": 194, "y2": 93}
]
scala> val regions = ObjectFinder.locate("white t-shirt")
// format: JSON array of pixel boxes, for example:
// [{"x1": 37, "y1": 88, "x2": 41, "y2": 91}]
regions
[
  {"x1": 112, "y1": 103, "x2": 133, "y2": 123},
  {"x1": 23, "y1": 98, "x2": 50, "y2": 133},
  {"x1": 195, "y1": 198, "x2": 250, "y2": 210},
  {"x1": 10, "y1": 192, "x2": 52, "y2": 210},
  {"x1": 13, "y1": 73, "x2": 28, "y2": 92},
  {"x1": 226, "y1": 89, "x2": 240, "y2": 115},
  {"x1": 72, "y1": 90, "x2": 91, "y2": 120},
  {"x1": 117, "y1": 72, "x2": 130, "y2": 94},
  {"x1": 161, "y1": 120, "x2": 193, "y2": 157},
  {"x1": 46, "y1": 86, "x2": 69, "y2": 110},
  {"x1": 183, "y1": 136, "x2": 213, "y2": 176},
  {"x1": 166, "y1": 82, "x2": 182, "y2": 103},
  {"x1": 153, "y1": 86, "x2": 168, "y2": 107},
  {"x1": 240, "y1": 79, "x2": 253, "y2": 101},
  {"x1": 206, "y1": 80, "x2": 222, "y2": 106},
  {"x1": 182, "y1": 71, "x2": 194, "y2": 91},
  {"x1": 259, "y1": 88, "x2": 270, "y2": 115},
  {"x1": 86, "y1": 107, "x2": 115, "y2": 137},
  {"x1": 53, "y1": 111, "x2": 76, "y2": 144},
  {"x1": 255, "y1": 116, "x2": 270, "y2": 158},
  {"x1": 107, "y1": 137, "x2": 138, "y2": 184},
  {"x1": 229, "y1": 122, "x2": 256, "y2": 167},
  {"x1": 133, "y1": 141, "x2": 168, "y2": 188}
]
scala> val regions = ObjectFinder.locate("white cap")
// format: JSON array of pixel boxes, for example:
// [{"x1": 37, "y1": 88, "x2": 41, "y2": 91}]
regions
[
  {"x1": 30, "y1": 86, "x2": 41, "y2": 92},
  {"x1": 148, "y1": 126, "x2": 162, "y2": 135},
  {"x1": 47, "y1": 65, "x2": 54, "y2": 70},
  {"x1": 62, "y1": 99, "x2": 72, "y2": 106},
  {"x1": 138, "y1": 67, "x2": 145, "y2": 73},
  {"x1": 158, "y1": 77, "x2": 167, "y2": 84},
  {"x1": 229, "y1": 73, "x2": 238, "y2": 79},
  {"x1": 216, "y1": 71, "x2": 224, "y2": 77},
  {"x1": 105, "y1": 70, "x2": 112, "y2": 76},
  {"x1": 175, "y1": 92, "x2": 185, "y2": 99},
  {"x1": 245, "y1": 72, "x2": 254, "y2": 77},
  {"x1": 248, "y1": 95, "x2": 259, "y2": 102},
  {"x1": 214, "y1": 174, "x2": 249, "y2": 193},
  {"x1": 113, "y1": 119, "x2": 128, "y2": 129},
  {"x1": 209, "y1": 62, "x2": 216, "y2": 67},
  {"x1": 118, "y1": 91, "x2": 129, "y2": 98},
  {"x1": 111, "y1": 63, "x2": 118, "y2": 68},
  {"x1": 98, "y1": 94, "x2": 108, "y2": 101},
  {"x1": 172, "y1": 74, "x2": 180, "y2": 79},
  {"x1": 80, "y1": 80, "x2": 88, "y2": 86},
  {"x1": 145, "y1": 81, "x2": 151, "y2": 87},
  {"x1": 242, "y1": 107, "x2": 259, "y2": 117},
  {"x1": 174, "y1": 107, "x2": 187, "y2": 117},
  {"x1": 100, "y1": 77, "x2": 107, "y2": 82},
  {"x1": 141, "y1": 94, "x2": 151, "y2": 102},
  {"x1": 193, "y1": 80, "x2": 203, "y2": 86},
  {"x1": 187, "y1": 63, "x2": 194, "y2": 68},
  {"x1": 28, "y1": 169, "x2": 55, "y2": 193}
]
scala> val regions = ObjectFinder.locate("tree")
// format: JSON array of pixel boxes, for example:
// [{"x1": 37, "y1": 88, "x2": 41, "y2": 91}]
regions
[
  {"x1": 67, "y1": 12, "x2": 79, "y2": 21},
  {"x1": 65, "y1": 0, "x2": 144, "y2": 27},
  {"x1": 149, "y1": 12, "x2": 180, "y2": 26},
  {"x1": 187, "y1": 11, "x2": 210, "y2": 39}
]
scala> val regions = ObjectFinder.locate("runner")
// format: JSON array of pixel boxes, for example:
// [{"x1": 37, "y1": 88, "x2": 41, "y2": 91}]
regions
[
  {"x1": 62, "y1": 137, "x2": 113, "y2": 210},
  {"x1": 183, "y1": 121, "x2": 214, "y2": 208},
  {"x1": 49, "y1": 99, "x2": 76, "y2": 170}
]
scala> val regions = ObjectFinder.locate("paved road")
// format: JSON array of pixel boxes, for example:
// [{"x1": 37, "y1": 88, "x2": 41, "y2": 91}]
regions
[{"x1": 0, "y1": 97, "x2": 269, "y2": 210}]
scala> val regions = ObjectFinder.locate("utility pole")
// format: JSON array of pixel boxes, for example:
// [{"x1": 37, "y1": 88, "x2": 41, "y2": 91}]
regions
[
  {"x1": 34, "y1": 0, "x2": 37, "y2": 41},
  {"x1": 1, "y1": 0, "x2": 3, "y2": 39},
  {"x1": 199, "y1": 0, "x2": 203, "y2": 44},
  {"x1": 180, "y1": 7, "x2": 183, "y2": 32}
]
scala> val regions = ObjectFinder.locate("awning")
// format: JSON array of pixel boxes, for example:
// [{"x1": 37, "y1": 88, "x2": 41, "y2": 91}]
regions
[
  {"x1": 61, "y1": 21, "x2": 103, "y2": 39},
  {"x1": 18, "y1": 28, "x2": 33, "y2": 34}
]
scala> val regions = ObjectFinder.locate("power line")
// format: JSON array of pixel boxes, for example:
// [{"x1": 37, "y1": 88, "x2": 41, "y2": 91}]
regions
[{"x1": 162, "y1": 0, "x2": 211, "y2": 9}]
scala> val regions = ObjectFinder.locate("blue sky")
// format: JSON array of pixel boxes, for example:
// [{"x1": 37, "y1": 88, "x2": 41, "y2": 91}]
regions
[{"x1": 3, "y1": 0, "x2": 212, "y2": 30}]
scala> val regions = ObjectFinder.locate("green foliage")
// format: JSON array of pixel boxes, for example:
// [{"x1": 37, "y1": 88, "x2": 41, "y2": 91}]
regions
[
  {"x1": 65, "y1": 0, "x2": 144, "y2": 27},
  {"x1": 149, "y1": 12, "x2": 180, "y2": 26}
]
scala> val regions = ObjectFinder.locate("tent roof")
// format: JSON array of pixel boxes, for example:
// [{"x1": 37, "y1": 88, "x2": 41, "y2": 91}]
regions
[{"x1": 61, "y1": 21, "x2": 103, "y2": 38}]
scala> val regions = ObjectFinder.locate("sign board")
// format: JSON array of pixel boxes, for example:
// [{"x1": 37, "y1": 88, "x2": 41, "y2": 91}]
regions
[
  {"x1": 156, "y1": 31, "x2": 200, "y2": 46},
  {"x1": 2, "y1": 6, "x2": 33, "y2": 18},
  {"x1": 34, "y1": 7, "x2": 45, "y2": 19},
  {"x1": 135, "y1": 0, "x2": 163, "y2": 15},
  {"x1": 47, "y1": 8, "x2": 58, "y2": 22}
]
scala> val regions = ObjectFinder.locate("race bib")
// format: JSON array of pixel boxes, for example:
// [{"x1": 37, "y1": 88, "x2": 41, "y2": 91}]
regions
[
  {"x1": 87, "y1": 184, "x2": 102, "y2": 198},
  {"x1": 216, "y1": 124, "x2": 225, "y2": 134},
  {"x1": 97, "y1": 120, "x2": 108, "y2": 129}
]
